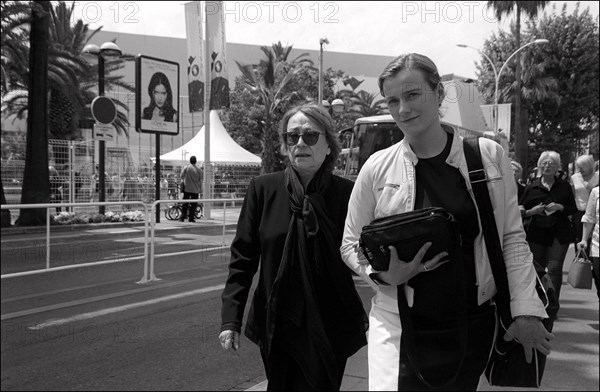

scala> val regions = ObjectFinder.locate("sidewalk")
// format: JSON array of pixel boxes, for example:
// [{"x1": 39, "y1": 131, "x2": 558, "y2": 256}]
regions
[{"x1": 247, "y1": 247, "x2": 599, "y2": 391}]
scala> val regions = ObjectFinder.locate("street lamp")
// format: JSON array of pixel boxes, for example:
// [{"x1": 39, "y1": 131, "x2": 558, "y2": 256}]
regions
[
  {"x1": 82, "y1": 42, "x2": 122, "y2": 214},
  {"x1": 457, "y1": 39, "x2": 549, "y2": 134},
  {"x1": 318, "y1": 37, "x2": 329, "y2": 106}
]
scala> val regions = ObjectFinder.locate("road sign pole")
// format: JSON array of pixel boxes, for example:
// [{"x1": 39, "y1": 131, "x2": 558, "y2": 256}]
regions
[
  {"x1": 98, "y1": 56, "x2": 106, "y2": 215},
  {"x1": 155, "y1": 134, "x2": 161, "y2": 224}
]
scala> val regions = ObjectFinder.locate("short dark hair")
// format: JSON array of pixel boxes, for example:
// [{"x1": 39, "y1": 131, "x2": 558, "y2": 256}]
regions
[
  {"x1": 190, "y1": 156, "x2": 197, "y2": 164},
  {"x1": 378, "y1": 53, "x2": 443, "y2": 99},
  {"x1": 278, "y1": 103, "x2": 341, "y2": 172}
]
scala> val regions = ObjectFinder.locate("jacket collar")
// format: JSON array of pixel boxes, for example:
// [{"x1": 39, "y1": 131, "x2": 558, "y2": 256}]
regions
[{"x1": 399, "y1": 124, "x2": 460, "y2": 168}]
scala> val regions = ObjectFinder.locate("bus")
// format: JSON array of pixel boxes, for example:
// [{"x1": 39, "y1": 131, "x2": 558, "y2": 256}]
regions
[{"x1": 335, "y1": 114, "x2": 508, "y2": 180}]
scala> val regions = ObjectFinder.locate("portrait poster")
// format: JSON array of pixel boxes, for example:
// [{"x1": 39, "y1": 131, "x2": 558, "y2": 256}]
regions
[{"x1": 135, "y1": 55, "x2": 180, "y2": 135}]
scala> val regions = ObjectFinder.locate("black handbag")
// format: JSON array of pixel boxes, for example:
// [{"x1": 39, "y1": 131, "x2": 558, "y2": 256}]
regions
[
  {"x1": 464, "y1": 138, "x2": 552, "y2": 388},
  {"x1": 359, "y1": 207, "x2": 459, "y2": 271},
  {"x1": 360, "y1": 208, "x2": 466, "y2": 389}
]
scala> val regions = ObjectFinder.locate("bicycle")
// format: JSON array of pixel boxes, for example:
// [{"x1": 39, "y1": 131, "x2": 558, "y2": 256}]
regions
[{"x1": 164, "y1": 202, "x2": 204, "y2": 221}]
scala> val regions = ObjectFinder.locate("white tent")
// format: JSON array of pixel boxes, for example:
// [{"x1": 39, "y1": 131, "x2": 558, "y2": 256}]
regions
[{"x1": 156, "y1": 110, "x2": 261, "y2": 166}]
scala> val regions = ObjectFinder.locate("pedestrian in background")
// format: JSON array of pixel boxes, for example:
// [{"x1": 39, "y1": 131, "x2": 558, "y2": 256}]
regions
[
  {"x1": 167, "y1": 173, "x2": 177, "y2": 200},
  {"x1": 180, "y1": 156, "x2": 202, "y2": 222},
  {"x1": 341, "y1": 53, "x2": 551, "y2": 391},
  {"x1": 219, "y1": 103, "x2": 368, "y2": 391},
  {"x1": 577, "y1": 186, "x2": 599, "y2": 299},
  {"x1": 520, "y1": 150, "x2": 577, "y2": 312},
  {"x1": 510, "y1": 160, "x2": 526, "y2": 200},
  {"x1": 49, "y1": 165, "x2": 62, "y2": 213},
  {"x1": 571, "y1": 154, "x2": 599, "y2": 251}
]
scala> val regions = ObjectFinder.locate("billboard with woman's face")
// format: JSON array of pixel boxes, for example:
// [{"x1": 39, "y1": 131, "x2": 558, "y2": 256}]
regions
[{"x1": 136, "y1": 55, "x2": 180, "y2": 135}]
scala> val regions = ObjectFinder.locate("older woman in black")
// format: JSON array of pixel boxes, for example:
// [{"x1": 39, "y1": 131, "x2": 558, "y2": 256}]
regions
[
  {"x1": 520, "y1": 150, "x2": 577, "y2": 309},
  {"x1": 219, "y1": 103, "x2": 367, "y2": 391}
]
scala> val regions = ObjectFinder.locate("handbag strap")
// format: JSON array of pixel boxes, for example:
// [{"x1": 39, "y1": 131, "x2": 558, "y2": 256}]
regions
[
  {"x1": 575, "y1": 246, "x2": 588, "y2": 261},
  {"x1": 463, "y1": 138, "x2": 512, "y2": 323},
  {"x1": 395, "y1": 215, "x2": 467, "y2": 388}
]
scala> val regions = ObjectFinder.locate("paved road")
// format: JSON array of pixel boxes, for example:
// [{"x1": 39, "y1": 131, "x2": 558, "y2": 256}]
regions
[
  {"x1": 1, "y1": 211, "x2": 273, "y2": 391},
  {"x1": 2, "y1": 214, "x2": 598, "y2": 391}
]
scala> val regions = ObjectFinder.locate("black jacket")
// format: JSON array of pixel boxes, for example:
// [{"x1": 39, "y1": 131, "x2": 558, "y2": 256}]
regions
[
  {"x1": 220, "y1": 171, "x2": 366, "y2": 358},
  {"x1": 520, "y1": 177, "x2": 577, "y2": 245}
]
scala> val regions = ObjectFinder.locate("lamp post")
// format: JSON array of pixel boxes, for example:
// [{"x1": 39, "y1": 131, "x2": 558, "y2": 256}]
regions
[
  {"x1": 318, "y1": 37, "x2": 329, "y2": 106},
  {"x1": 82, "y1": 42, "x2": 122, "y2": 214},
  {"x1": 457, "y1": 39, "x2": 549, "y2": 134}
]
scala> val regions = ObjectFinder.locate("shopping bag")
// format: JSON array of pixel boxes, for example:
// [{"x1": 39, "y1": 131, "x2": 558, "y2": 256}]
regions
[{"x1": 567, "y1": 248, "x2": 593, "y2": 289}]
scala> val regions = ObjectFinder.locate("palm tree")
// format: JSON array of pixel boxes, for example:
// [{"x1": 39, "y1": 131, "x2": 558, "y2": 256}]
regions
[
  {"x1": 267, "y1": 41, "x2": 313, "y2": 67},
  {"x1": 1, "y1": 1, "x2": 30, "y2": 95},
  {"x1": 45, "y1": 2, "x2": 134, "y2": 165},
  {"x1": 348, "y1": 90, "x2": 387, "y2": 118},
  {"x1": 2, "y1": 1, "x2": 133, "y2": 140},
  {"x1": 236, "y1": 46, "x2": 306, "y2": 173},
  {"x1": 486, "y1": 1, "x2": 549, "y2": 179},
  {"x1": 15, "y1": 0, "x2": 51, "y2": 226}
]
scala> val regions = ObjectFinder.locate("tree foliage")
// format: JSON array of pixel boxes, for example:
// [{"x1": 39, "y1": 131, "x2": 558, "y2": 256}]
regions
[
  {"x1": 526, "y1": 2, "x2": 599, "y2": 164},
  {"x1": 223, "y1": 41, "x2": 389, "y2": 174},
  {"x1": 1, "y1": 1, "x2": 133, "y2": 139},
  {"x1": 478, "y1": 2, "x2": 597, "y2": 170},
  {"x1": 486, "y1": 1, "x2": 550, "y2": 177},
  {"x1": 231, "y1": 42, "x2": 309, "y2": 173}
]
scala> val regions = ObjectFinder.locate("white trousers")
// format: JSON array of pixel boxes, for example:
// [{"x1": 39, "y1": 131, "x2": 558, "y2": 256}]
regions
[
  {"x1": 368, "y1": 297, "x2": 401, "y2": 391},
  {"x1": 367, "y1": 296, "x2": 488, "y2": 391}
]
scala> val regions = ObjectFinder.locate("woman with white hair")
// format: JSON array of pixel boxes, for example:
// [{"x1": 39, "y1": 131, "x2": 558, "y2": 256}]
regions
[
  {"x1": 520, "y1": 151, "x2": 577, "y2": 312},
  {"x1": 571, "y1": 154, "x2": 599, "y2": 250}
]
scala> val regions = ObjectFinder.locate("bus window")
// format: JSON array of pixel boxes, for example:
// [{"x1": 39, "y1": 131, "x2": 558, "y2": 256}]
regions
[
  {"x1": 357, "y1": 121, "x2": 403, "y2": 171},
  {"x1": 337, "y1": 113, "x2": 508, "y2": 181}
]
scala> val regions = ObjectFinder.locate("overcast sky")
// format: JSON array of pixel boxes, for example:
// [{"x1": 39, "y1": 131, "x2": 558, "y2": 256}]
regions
[{"x1": 71, "y1": 1, "x2": 599, "y2": 79}]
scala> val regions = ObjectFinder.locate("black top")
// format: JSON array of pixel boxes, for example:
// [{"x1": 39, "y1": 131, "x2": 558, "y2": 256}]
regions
[
  {"x1": 519, "y1": 177, "x2": 577, "y2": 245},
  {"x1": 220, "y1": 170, "x2": 365, "y2": 358},
  {"x1": 414, "y1": 133, "x2": 480, "y2": 312}
]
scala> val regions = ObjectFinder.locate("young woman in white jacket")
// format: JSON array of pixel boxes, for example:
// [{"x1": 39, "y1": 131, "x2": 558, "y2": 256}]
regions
[{"x1": 340, "y1": 53, "x2": 553, "y2": 391}]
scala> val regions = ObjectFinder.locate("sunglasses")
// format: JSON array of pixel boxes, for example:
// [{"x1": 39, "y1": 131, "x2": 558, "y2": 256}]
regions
[{"x1": 283, "y1": 131, "x2": 323, "y2": 146}]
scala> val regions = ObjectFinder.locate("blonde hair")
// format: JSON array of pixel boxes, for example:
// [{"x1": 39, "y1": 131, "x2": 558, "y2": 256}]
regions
[
  {"x1": 510, "y1": 160, "x2": 523, "y2": 177},
  {"x1": 575, "y1": 154, "x2": 595, "y2": 175}
]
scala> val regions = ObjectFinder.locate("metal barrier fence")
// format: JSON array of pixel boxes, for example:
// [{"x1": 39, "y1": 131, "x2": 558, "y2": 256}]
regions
[
  {"x1": 147, "y1": 198, "x2": 243, "y2": 282},
  {"x1": 1, "y1": 198, "x2": 243, "y2": 282},
  {"x1": 2, "y1": 139, "x2": 260, "y2": 213},
  {"x1": 1, "y1": 201, "x2": 150, "y2": 283}
]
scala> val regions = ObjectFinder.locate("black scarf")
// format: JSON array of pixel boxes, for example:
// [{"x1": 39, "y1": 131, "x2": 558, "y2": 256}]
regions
[{"x1": 265, "y1": 166, "x2": 368, "y2": 390}]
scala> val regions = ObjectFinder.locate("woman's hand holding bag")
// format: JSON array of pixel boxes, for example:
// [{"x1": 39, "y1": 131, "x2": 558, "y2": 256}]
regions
[
  {"x1": 503, "y1": 317, "x2": 554, "y2": 363},
  {"x1": 367, "y1": 242, "x2": 449, "y2": 286}
]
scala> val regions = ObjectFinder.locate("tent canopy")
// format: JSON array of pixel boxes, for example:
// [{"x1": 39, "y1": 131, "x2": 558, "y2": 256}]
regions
[{"x1": 156, "y1": 110, "x2": 261, "y2": 166}]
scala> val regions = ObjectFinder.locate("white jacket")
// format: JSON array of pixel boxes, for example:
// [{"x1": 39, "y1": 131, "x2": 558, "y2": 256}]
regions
[{"x1": 341, "y1": 128, "x2": 548, "y2": 319}]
